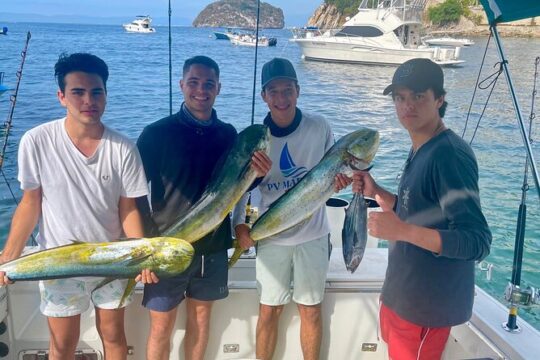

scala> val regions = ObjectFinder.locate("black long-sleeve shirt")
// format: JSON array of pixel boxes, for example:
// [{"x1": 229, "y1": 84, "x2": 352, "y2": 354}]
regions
[
  {"x1": 382, "y1": 129, "x2": 492, "y2": 327},
  {"x1": 136, "y1": 109, "x2": 237, "y2": 255}
]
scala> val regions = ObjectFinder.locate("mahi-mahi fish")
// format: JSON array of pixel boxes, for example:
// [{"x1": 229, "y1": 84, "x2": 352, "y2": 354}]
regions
[
  {"x1": 0, "y1": 237, "x2": 194, "y2": 281},
  {"x1": 163, "y1": 124, "x2": 270, "y2": 242},
  {"x1": 229, "y1": 128, "x2": 379, "y2": 266},
  {"x1": 342, "y1": 193, "x2": 368, "y2": 273}
]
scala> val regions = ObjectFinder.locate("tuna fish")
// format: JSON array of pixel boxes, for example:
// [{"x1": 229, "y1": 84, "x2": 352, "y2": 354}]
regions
[
  {"x1": 163, "y1": 124, "x2": 270, "y2": 242},
  {"x1": 0, "y1": 237, "x2": 194, "y2": 281},
  {"x1": 229, "y1": 128, "x2": 379, "y2": 266},
  {"x1": 342, "y1": 193, "x2": 368, "y2": 273}
]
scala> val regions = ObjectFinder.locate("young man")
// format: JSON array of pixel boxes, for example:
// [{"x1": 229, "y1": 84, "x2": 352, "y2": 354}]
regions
[
  {"x1": 353, "y1": 58, "x2": 492, "y2": 359},
  {"x1": 137, "y1": 55, "x2": 270, "y2": 360},
  {"x1": 0, "y1": 53, "x2": 149, "y2": 359},
  {"x1": 234, "y1": 57, "x2": 347, "y2": 360}
]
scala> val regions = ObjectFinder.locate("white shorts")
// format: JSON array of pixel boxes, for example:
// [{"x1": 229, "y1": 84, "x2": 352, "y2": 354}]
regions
[
  {"x1": 256, "y1": 235, "x2": 329, "y2": 306},
  {"x1": 39, "y1": 277, "x2": 133, "y2": 317}
]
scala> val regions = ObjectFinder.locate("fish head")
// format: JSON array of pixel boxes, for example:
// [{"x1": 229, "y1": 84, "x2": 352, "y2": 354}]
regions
[
  {"x1": 345, "y1": 128, "x2": 380, "y2": 170},
  {"x1": 238, "y1": 124, "x2": 271, "y2": 154}
]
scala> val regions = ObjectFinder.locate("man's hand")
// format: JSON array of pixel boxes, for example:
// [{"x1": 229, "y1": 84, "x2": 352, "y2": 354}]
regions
[
  {"x1": 352, "y1": 170, "x2": 379, "y2": 198},
  {"x1": 135, "y1": 268, "x2": 159, "y2": 284},
  {"x1": 368, "y1": 194, "x2": 406, "y2": 241},
  {"x1": 235, "y1": 224, "x2": 255, "y2": 250},
  {"x1": 334, "y1": 173, "x2": 352, "y2": 192},
  {"x1": 250, "y1": 151, "x2": 272, "y2": 177},
  {"x1": 0, "y1": 271, "x2": 12, "y2": 286}
]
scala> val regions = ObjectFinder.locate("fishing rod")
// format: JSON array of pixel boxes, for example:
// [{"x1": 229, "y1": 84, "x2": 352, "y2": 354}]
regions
[
  {"x1": 244, "y1": 0, "x2": 262, "y2": 227},
  {"x1": 503, "y1": 56, "x2": 540, "y2": 333},
  {"x1": 168, "y1": 0, "x2": 173, "y2": 116},
  {"x1": 0, "y1": 32, "x2": 31, "y2": 171},
  {"x1": 0, "y1": 32, "x2": 37, "y2": 246}
]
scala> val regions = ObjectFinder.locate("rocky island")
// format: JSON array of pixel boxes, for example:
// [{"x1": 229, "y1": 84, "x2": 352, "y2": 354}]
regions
[{"x1": 193, "y1": 0, "x2": 284, "y2": 29}]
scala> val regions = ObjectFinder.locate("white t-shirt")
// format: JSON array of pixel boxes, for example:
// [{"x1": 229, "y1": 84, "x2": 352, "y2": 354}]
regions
[
  {"x1": 17, "y1": 118, "x2": 148, "y2": 249},
  {"x1": 234, "y1": 112, "x2": 334, "y2": 246}
]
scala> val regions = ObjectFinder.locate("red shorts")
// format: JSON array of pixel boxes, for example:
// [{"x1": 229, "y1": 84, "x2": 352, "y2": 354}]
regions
[{"x1": 380, "y1": 303, "x2": 451, "y2": 360}]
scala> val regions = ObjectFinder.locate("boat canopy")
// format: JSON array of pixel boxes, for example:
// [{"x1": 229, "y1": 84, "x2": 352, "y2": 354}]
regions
[{"x1": 479, "y1": 0, "x2": 540, "y2": 24}]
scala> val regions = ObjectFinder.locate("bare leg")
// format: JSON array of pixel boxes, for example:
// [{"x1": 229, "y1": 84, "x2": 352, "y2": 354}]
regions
[
  {"x1": 256, "y1": 304, "x2": 284, "y2": 360},
  {"x1": 147, "y1": 307, "x2": 178, "y2": 360},
  {"x1": 184, "y1": 298, "x2": 214, "y2": 360},
  {"x1": 297, "y1": 303, "x2": 322, "y2": 360},
  {"x1": 95, "y1": 307, "x2": 127, "y2": 360},
  {"x1": 47, "y1": 315, "x2": 80, "y2": 360}
]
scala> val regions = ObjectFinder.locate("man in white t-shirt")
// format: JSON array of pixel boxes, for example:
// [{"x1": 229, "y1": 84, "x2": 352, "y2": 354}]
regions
[
  {"x1": 233, "y1": 58, "x2": 349, "y2": 360},
  {"x1": 0, "y1": 53, "x2": 151, "y2": 359}
]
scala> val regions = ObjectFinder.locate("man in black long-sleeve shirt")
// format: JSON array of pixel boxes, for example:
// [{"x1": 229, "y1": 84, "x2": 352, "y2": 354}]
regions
[
  {"x1": 136, "y1": 55, "x2": 270, "y2": 360},
  {"x1": 353, "y1": 58, "x2": 492, "y2": 360}
]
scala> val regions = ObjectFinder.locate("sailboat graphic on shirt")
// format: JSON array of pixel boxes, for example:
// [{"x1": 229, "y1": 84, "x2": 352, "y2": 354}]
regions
[{"x1": 280, "y1": 143, "x2": 307, "y2": 178}]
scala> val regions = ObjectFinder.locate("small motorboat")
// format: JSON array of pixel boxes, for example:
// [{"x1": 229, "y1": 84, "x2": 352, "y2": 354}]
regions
[
  {"x1": 0, "y1": 26, "x2": 7, "y2": 35},
  {"x1": 123, "y1": 16, "x2": 156, "y2": 33},
  {"x1": 230, "y1": 33, "x2": 277, "y2": 47},
  {"x1": 423, "y1": 36, "x2": 475, "y2": 47}
]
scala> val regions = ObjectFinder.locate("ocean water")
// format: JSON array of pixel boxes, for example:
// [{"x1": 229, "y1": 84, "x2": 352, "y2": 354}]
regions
[{"x1": 0, "y1": 23, "x2": 539, "y2": 329}]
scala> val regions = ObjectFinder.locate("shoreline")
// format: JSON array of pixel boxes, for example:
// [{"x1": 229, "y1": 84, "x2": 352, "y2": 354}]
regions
[{"x1": 427, "y1": 25, "x2": 540, "y2": 38}]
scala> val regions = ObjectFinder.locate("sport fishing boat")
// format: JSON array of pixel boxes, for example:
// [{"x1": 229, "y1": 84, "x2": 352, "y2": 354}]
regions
[
  {"x1": 290, "y1": 0, "x2": 463, "y2": 66},
  {"x1": 0, "y1": 1, "x2": 539, "y2": 359},
  {"x1": 122, "y1": 15, "x2": 156, "y2": 34}
]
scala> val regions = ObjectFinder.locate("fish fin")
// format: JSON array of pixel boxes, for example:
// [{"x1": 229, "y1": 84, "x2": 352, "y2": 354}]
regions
[
  {"x1": 67, "y1": 239, "x2": 86, "y2": 244},
  {"x1": 124, "y1": 254, "x2": 152, "y2": 267},
  {"x1": 118, "y1": 279, "x2": 137, "y2": 308},
  {"x1": 92, "y1": 277, "x2": 115, "y2": 294},
  {"x1": 228, "y1": 246, "x2": 243, "y2": 268}
]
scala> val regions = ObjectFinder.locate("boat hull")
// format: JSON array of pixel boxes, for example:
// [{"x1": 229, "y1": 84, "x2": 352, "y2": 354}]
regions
[
  {"x1": 291, "y1": 38, "x2": 463, "y2": 66},
  {"x1": 1, "y1": 246, "x2": 538, "y2": 359}
]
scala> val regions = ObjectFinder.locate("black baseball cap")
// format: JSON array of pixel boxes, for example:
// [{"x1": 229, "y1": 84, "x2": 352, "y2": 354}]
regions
[
  {"x1": 261, "y1": 58, "x2": 298, "y2": 89},
  {"x1": 383, "y1": 58, "x2": 444, "y2": 95}
]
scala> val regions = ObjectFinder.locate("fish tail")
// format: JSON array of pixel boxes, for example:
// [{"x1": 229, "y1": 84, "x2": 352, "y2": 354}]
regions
[
  {"x1": 228, "y1": 246, "x2": 243, "y2": 268},
  {"x1": 118, "y1": 279, "x2": 137, "y2": 308}
]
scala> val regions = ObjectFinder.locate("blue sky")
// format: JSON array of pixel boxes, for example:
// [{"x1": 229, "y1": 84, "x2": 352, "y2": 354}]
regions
[{"x1": 1, "y1": 0, "x2": 324, "y2": 26}]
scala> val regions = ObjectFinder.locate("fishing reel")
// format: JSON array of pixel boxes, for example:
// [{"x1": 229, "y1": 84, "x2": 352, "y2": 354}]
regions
[{"x1": 504, "y1": 282, "x2": 540, "y2": 306}]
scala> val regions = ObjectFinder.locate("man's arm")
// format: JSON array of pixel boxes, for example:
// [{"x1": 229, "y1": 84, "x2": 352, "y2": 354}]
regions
[
  {"x1": 119, "y1": 196, "x2": 159, "y2": 283},
  {"x1": 119, "y1": 196, "x2": 144, "y2": 238},
  {"x1": 0, "y1": 188, "x2": 42, "y2": 284}
]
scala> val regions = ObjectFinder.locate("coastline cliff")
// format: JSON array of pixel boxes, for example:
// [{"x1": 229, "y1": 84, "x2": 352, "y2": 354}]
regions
[{"x1": 306, "y1": 1, "x2": 540, "y2": 37}]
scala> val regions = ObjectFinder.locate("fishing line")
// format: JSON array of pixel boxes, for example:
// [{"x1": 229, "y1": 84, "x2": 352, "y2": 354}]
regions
[{"x1": 462, "y1": 32, "x2": 506, "y2": 145}]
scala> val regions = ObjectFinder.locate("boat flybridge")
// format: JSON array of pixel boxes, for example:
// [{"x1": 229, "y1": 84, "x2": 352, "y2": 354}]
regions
[
  {"x1": 122, "y1": 15, "x2": 156, "y2": 34},
  {"x1": 290, "y1": 0, "x2": 464, "y2": 66}
]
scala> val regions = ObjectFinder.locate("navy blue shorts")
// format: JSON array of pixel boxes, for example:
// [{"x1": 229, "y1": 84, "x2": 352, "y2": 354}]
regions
[{"x1": 142, "y1": 250, "x2": 229, "y2": 312}]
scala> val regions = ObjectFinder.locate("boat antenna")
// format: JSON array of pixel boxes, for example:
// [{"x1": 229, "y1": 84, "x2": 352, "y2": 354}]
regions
[
  {"x1": 168, "y1": 0, "x2": 173, "y2": 116},
  {"x1": 250, "y1": 0, "x2": 261, "y2": 126},
  {"x1": 0, "y1": 32, "x2": 37, "y2": 245},
  {"x1": 503, "y1": 56, "x2": 540, "y2": 333}
]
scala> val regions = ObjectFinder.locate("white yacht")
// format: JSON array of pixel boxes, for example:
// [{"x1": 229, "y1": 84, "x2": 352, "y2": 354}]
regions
[
  {"x1": 290, "y1": 0, "x2": 463, "y2": 66},
  {"x1": 123, "y1": 16, "x2": 156, "y2": 34}
]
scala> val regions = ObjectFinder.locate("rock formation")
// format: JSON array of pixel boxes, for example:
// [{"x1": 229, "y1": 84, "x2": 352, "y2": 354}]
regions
[{"x1": 193, "y1": 0, "x2": 284, "y2": 29}]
